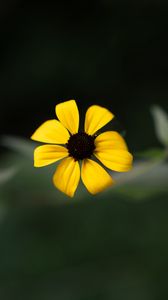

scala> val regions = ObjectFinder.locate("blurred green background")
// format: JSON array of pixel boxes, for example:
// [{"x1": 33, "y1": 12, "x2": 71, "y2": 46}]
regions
[{"x1": 0, "y1": 1, "x2": 168, "y2": 299}]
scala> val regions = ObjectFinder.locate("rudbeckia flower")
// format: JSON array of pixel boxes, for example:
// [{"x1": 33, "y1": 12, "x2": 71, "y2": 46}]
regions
[{"x1": 31, "y1": 100, "x2": 133, "y2": 197}]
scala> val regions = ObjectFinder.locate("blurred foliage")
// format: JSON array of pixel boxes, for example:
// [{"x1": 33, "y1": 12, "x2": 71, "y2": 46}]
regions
[
  {"x1": 151, "y1": 105, "x2": 168, "y2": 147},
  {"x1": 0, "y1": 137, "x2": 168, "y2": 299},
  {"x1": 0, "y1": 135, "x2": 167, "y2": 207},
  {"x1": 0, "y1": 106, "x2": 168, "y2": 299}
]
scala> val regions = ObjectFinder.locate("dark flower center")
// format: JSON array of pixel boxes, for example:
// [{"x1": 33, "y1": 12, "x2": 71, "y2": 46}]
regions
[{"x1": 67, "y1": 132, "x2": 95, "y2": 160}]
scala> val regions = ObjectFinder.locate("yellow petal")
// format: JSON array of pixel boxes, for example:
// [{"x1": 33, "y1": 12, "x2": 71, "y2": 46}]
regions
[
  {"x1": 94, "y1": 149, "x2": 133, "y2": 172},
  {"x1": 95, "y1": 131, "x2": 128, "y2": 151},
  {"x1": 55, "y1": 100, "x2": 79, "y2": 134},
  {"x1": 53, "y1": 157, "x2": 80, "y2": 197},
  {"x1": 84, "y1": 105, "x2": 114, "y2": 135},
  {"x1": 81, "y1": 159, "x2": 114, "y2": 194},
  {"x1": 31, "y1": 120, "x2": 70, "y2": 144},
  {"x1": 34, "y1": 145, "x2": 68, "y2": 167}
]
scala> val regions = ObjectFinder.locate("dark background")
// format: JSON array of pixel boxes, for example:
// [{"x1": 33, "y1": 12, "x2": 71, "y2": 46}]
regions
[
  {"x1": 0, "y1": 1, "x2": 168, "y2": 300},
  {"x1": 0, "y1": 0, "x2": 168, "y2": 151}
]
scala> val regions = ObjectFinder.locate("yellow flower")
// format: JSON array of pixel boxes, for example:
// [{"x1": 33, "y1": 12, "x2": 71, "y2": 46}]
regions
[{"x1": 31, "y1": 100, "x2": 133, "y2": 197}]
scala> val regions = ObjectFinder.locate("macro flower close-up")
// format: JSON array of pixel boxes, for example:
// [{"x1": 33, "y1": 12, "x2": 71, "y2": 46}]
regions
[
  {"x1": 31, "y1": 100, "x2": 133, "y2": 197},
  {"x1": 1, "y1": 2, "x2": 168, "y2": 298}
]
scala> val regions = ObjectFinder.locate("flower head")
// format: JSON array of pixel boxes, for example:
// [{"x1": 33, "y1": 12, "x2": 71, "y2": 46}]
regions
[{"x1": 31, "y1": 100, "x2": 133, "y2": 197}]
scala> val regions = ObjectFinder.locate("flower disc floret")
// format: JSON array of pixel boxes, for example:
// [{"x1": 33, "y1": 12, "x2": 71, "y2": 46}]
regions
[{"x1": 67, "y1": 132, "x2": 95, "y2": 160}]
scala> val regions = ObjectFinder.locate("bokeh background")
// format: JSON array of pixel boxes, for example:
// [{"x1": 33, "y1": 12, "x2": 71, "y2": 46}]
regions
[{"x1": 0, "y1": 1, "x2": 168, "y2": 299}]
